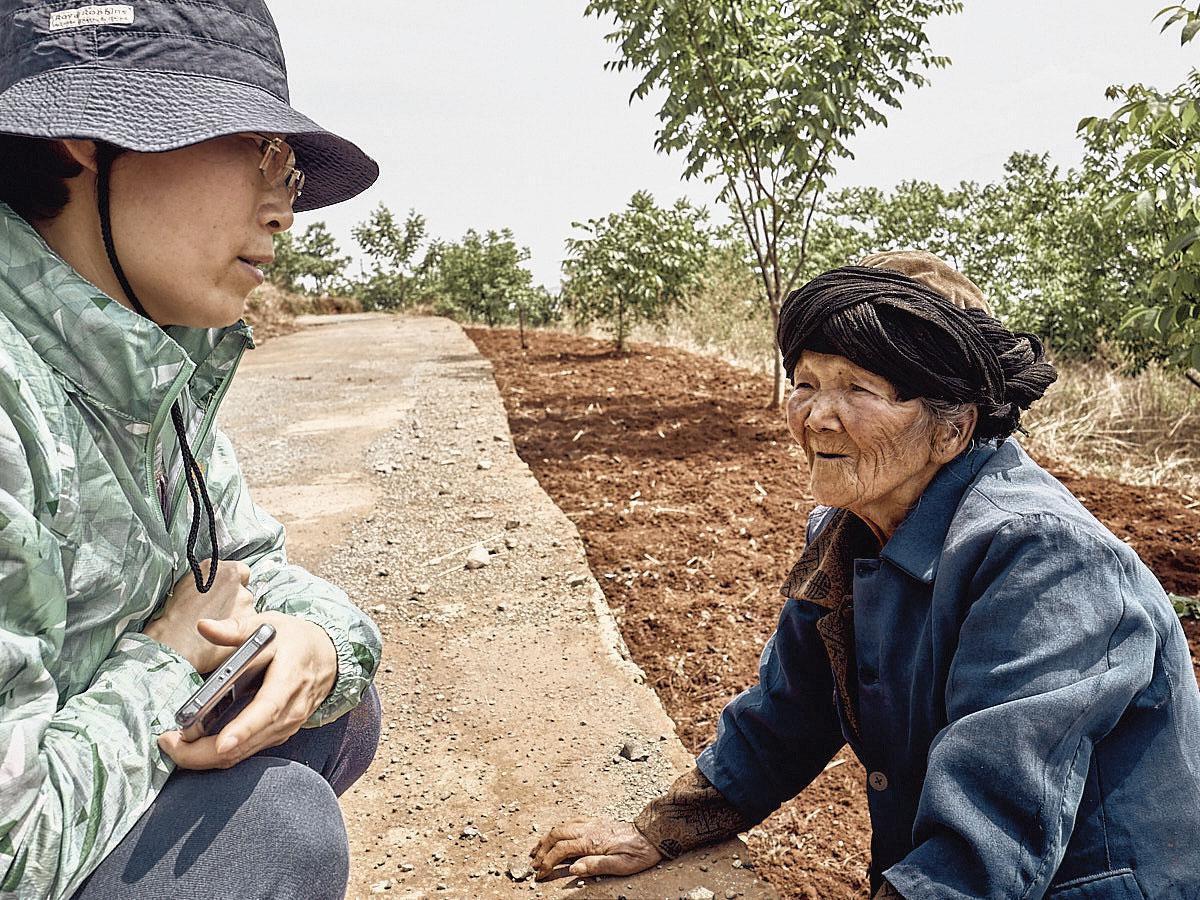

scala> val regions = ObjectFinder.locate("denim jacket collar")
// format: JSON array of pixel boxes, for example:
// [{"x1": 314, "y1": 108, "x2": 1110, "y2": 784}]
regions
[{"x1": 881, "y1": 439, "x2": 1001, "y2": 583}]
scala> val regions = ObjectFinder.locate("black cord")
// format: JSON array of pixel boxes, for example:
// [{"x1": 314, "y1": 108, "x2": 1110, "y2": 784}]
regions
[{"x1": 97, "y1": 148, "x2": 219, "y2": 593}]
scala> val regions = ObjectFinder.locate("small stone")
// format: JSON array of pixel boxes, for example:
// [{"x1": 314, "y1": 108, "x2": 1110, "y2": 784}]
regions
[
  {"x1": 400, "y1": 863, "x2": 414, "y2": 873},
  {"x1": 469, "y1": 510, "x2": 495, "y2": 520},
  {"x1": 619, "y1": 739, "x2": 650, "y2": 762},
  {"x1": 462, "y1": 826, "x2": 480, "y2": 839},
  {"x1": 477, "y1": 459, "x2": 493, "y2": 471},
  {"x1": 376, "y1": 569, "x2": 389, "y2": 577},
  {"x1": 566, "y1": 573, "x2": 588, "y2": 587},
  {"x1": 412, "y1": 583, "x2": 430, "y2": 596},
  {"x1": 504, "y1": 536, "x2": 518, "y2": 550},
  {"x1": 725, "y1": 892, "x2": 739, "y2": 900},
  {"x1": 370, "y1": 879, "x2": 392, "y2": 893},
  {"x1": 507, "y1": 863, "x2": 533, "y2": 882},
  {"x1": 465, "y1": 545, "x2": 491, "y2": 569},
  {"x1": 682, "y1": 889, "x2": 715, "y2": 900},
  {"x1": 497, "y1": 602, "x2": 509, "y2": 612}
]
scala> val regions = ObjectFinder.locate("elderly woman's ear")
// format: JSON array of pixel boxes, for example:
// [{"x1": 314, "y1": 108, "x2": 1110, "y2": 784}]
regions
[
  {"x1": 858, "y1": 250, "x2": 992, "y2": 316},
  {"x1": 929, "y1": 403, "x2": 979, "y2": 462}
]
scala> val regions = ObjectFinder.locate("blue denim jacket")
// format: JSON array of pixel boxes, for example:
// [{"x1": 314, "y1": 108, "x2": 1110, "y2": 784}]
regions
[{"x1": 697, "y1": 438, "x2": 1200, "y2": 899}]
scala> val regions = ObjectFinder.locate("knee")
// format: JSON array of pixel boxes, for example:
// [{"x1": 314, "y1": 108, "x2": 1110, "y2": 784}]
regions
[
  {"x1": 333, "y1": 683, "x2": 381, "y2": 794},
  {"x1": 353, "y1": 683, "x2": 382, "y2": 749},
  {"x1": 252, "y1": 762, "x2": 349, "y2": 897}
]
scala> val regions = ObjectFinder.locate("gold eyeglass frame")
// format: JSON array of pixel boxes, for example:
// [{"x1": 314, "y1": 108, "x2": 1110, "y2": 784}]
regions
[{"x1": 246, "y1": 133, "x2": 305, "y2": 204}]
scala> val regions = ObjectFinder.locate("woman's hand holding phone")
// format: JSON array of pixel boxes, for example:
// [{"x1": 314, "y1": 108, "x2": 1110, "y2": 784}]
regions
[{"x1": 157, "y1": 610, "x2": 338, "y2": 770}]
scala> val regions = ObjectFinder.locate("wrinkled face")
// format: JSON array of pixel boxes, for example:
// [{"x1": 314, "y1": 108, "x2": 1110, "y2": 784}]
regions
[
  {"x1": 106, "y1": 134, "x2": 293, "y2": 327},
  {"x1": 785, "y1": 350, "x2": 936, "y2": 514}
]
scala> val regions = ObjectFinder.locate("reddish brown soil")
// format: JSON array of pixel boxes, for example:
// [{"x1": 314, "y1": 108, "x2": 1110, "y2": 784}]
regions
[{"x1": 467, "y1": 327, "x2": 1200, "y2": 900}]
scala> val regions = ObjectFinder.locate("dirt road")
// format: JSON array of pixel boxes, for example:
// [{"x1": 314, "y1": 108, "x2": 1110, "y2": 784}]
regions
[{"x1": 218, "y1": 314, "x2": 773, "y2": 900}]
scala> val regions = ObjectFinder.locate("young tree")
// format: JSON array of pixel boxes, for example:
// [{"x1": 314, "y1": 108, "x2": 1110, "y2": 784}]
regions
[
  {"x1": 1078, "y1": 3, "x2": 1200, "y2": 369},
  {"x1": 266, "y1": 222, "x2": 350, "y2": 294},
  {"x1": 584, "y1": 0, "x2": 962, "y2": 403},
  {"x1": 562, "y1": 191, "x2": 709, "y2": 352},
  {"x1": 431, "y1": 228, "x2": 536, "y2": 326},
  {"x1": 351, "y1": 204, "x2": 432, "y2": 310}
]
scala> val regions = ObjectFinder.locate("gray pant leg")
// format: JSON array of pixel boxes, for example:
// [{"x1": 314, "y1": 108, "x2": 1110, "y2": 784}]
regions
[
  {"x1": 71, "y1": 686, "x2": 381, "y2": 899},
  {"x1": 71, "y1": 758, "x2": 349, "y2": 900}
]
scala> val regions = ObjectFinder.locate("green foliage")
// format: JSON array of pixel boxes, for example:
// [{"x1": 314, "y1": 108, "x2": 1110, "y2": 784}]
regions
[
  {"x1": 821, "y1": 151, "x2": 1166, "y2": 365},
  {"x1": 1172, "y1": 593, "x2": 1200, "y2": 620},
  {"x1": 563, "y1": 191, "x2": 710, "y2": 351},
  {"x1": 265, "y1": 222, "x2": 350, "y2": 295},
  {"x1": 428, "y1": 228, "x2": 540, "y2": 327},
  {"x1": 351, "y1": 204, "x2": 433, "y2": 311},
  {"x1": 1077, "y1": 3, "x2": 1200, "y2": 368},
  {"x1": 584, "y1": 0, "x2": 962, "y2": 399}
]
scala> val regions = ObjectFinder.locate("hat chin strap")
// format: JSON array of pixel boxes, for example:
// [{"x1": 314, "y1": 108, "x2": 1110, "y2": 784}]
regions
[{"x1": 96, "y1": 149, "x2": 220, "y2": 595}]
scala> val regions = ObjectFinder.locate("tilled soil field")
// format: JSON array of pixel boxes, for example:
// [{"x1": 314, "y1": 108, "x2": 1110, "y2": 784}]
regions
[{"x1": 467, "y1": 327, "x2": 1200, "y2": 900}]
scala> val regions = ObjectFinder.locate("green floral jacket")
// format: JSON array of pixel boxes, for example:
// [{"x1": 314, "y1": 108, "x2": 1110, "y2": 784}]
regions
[{"x1": 0, "y1": 204, "x2": 382, "y2": 899}]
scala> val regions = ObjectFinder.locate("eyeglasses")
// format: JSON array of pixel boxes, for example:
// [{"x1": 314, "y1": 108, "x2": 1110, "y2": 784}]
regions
[{"x1": 245, "y1": 133, "x2": 305, "y2": 204}]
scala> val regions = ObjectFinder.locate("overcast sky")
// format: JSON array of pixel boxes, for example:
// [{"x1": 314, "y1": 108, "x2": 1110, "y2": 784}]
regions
[{"x1": 274, "y1": 2, "x2": 1198, "y2": 288}]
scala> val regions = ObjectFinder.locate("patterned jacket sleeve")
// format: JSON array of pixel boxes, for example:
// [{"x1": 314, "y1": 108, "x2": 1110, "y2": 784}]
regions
[
  {"x1": 0, "y1": 400, "x2": 202, "y2": 900},
  {"x1": 205, "y1": 428, "x2": 382, "y2": 726}
]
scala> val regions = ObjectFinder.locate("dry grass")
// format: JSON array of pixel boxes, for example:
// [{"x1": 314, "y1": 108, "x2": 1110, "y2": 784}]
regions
[
  {"x1": 242, "y1": 283, "x2": 363, "y2": 343},
  {"x1": 1022, "y1": 358, "x2": 1200, "y2": 499}
]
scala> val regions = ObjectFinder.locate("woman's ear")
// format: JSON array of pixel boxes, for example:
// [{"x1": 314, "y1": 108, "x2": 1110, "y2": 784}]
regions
[
  {"x1": 933, "y1": 405, "x2": 978, "y2": 462},
  {"x1": 58, "y1": 139, "x2": 100, "y2": 175}
]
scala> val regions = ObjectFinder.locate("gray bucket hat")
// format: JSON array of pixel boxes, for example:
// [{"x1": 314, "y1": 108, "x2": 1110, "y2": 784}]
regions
[{"x1": 0, "y1": 0, "x2": 379, "y2": 212}]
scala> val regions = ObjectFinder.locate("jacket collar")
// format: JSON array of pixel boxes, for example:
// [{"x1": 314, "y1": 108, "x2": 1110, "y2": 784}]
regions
[
  {"x1": 880, "y1": 439, "x2": 1000, "y2": 583},
  {"x1": 0, "y1": 204, "x2": 252, "y2": 424}
]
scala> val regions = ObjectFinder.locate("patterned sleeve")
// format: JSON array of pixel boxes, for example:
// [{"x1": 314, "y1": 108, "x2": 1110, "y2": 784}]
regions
[
  {"x1": 0, "y1": 401, "x2": 201, "y2": 900},
  {"x1": 204, "y1": 428, "x2": 381, "y2": 726},
  {"x1": 633, "y1": 767, "x2": 750, "y2": 859}
]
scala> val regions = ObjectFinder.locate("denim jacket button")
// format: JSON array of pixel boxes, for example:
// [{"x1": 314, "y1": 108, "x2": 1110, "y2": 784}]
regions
[{"x1": 868, "y1": 771, "x2": 889, "y2": 791}]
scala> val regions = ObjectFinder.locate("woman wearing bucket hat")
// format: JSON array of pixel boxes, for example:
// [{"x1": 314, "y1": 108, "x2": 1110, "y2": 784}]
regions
[{"x1": 0, "y1": 2, "x2": 383, "y2": 898}]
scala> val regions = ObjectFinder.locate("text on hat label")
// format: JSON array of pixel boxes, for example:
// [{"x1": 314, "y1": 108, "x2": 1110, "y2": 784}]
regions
[{"x1": 49, "y1": 4, "x2": 134, "y2": 30}]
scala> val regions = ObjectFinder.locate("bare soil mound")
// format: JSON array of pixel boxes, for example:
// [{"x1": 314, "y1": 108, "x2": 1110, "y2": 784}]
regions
[{"x1": 467, "y1": 327, "x2": 1200, "y2": 900}]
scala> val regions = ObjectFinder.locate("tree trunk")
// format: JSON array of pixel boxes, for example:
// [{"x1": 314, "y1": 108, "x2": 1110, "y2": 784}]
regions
[
  {"x1": 616, "y1": 298, "x2": 626, "y2": 353},
  {"x1": 768, "y1": 298, "x2": 785, "y2": 408},
  {"x1": 519, "y1": 306, "x2": 527, "y2": 350}
]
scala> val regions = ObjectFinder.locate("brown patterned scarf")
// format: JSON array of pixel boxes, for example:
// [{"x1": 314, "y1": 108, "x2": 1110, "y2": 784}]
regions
[{"x1": 780, "y1": 508, "x2": 881, "y2": 742}]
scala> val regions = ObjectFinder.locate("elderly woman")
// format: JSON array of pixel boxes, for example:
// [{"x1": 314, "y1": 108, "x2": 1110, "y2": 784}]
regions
[
  {"x1": 532, "y1": 252, "x2": 1200, "y2": 899},
  {"x1": 0, "y1": 2, "x2": 381, "y2": 897}
]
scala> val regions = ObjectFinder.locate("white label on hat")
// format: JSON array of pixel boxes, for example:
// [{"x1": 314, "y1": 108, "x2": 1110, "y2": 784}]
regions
[{"x1": 49, "y1": 5, "x2": 135, "y2": 30}]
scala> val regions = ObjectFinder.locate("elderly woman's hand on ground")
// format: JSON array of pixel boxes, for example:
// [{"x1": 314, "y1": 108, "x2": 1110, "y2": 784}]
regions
[{"x1": 530, "y1": 818, "x2": 662, "y2": 880}]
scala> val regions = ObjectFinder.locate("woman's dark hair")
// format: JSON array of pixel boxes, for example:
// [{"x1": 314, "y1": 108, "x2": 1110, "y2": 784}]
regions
[
  {"x1": 0, "y1": 135, "x2": 85, "y2": 222},
  {"x1": 778, "y1": 266, "x2": 1058, "y2": 442}
]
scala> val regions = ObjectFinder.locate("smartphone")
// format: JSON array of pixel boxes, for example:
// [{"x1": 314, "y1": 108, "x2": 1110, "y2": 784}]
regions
[{"x1": 175, "y1": 623, "x2": 275, "y2": 741}]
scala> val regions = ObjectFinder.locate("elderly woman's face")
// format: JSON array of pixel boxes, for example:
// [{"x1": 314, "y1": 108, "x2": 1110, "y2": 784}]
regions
[{"x1": 786, "y1": 351, "x2": 936, "y2": 516}]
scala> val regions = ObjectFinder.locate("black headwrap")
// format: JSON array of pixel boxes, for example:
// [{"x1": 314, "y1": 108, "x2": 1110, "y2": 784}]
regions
[{"x1": 777, "y1": 266, "x2": 1057, "y2": 441}]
